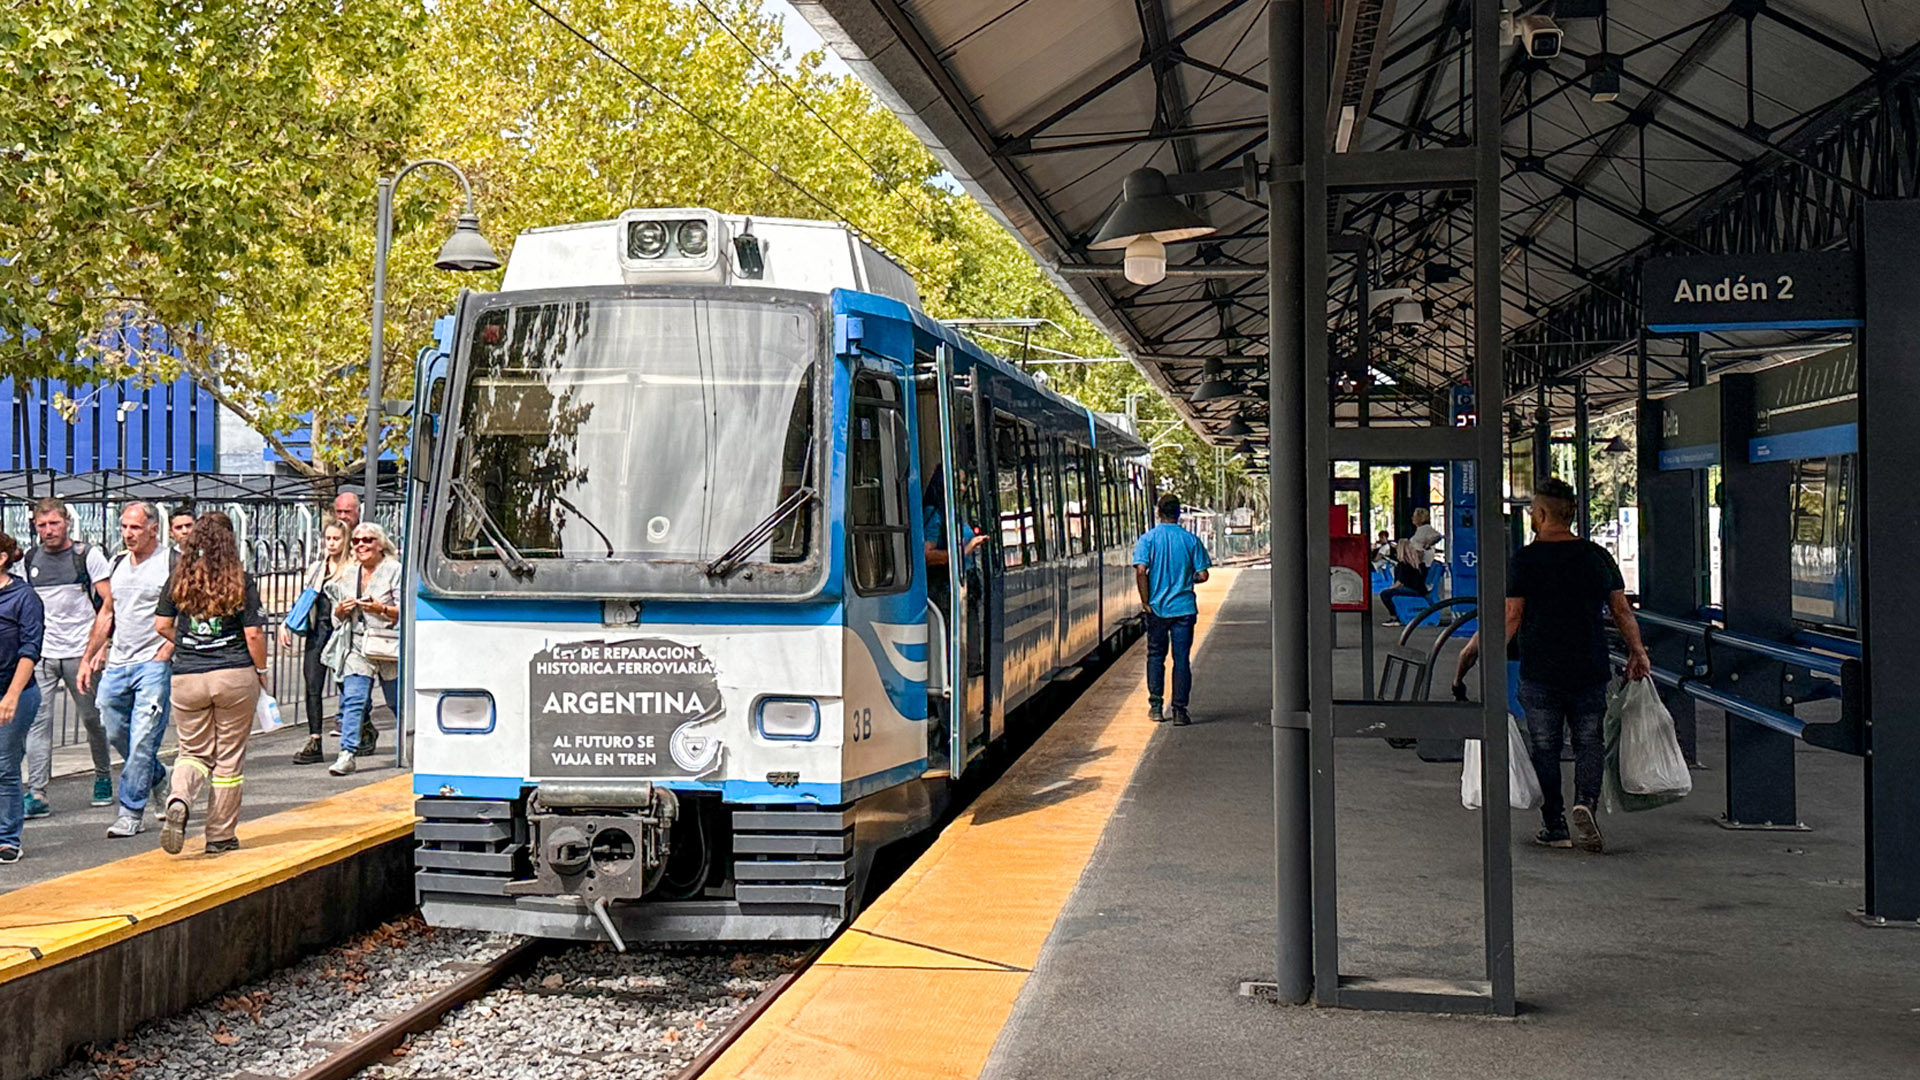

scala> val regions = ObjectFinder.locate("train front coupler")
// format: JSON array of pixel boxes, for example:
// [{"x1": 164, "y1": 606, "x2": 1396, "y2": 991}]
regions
[{"x1": 504, "y1": 781, "x2": 680, "y2": 950}]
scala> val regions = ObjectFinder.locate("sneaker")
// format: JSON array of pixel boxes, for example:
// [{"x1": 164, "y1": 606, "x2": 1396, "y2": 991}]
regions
[
  {"x1": 1451, "y1": 681, "x2": 1469, "y2": 703},
  {"x1": 161, "y1": 798, "x2": 190, "y2": 855},
  {"x1": 1170, "y1": 707, "x2": 1192, "y2": 727},
  {"x1": 362, "y1": 725, "x2": 380, "y2": 755},
  {"x1": 1148, "y1": 699, "x2": 1165, "y2": 722},
  {"x1": 91, "y1": 775, "x2": 113, "y2": 807},
  {"x1": 1380, "y1": 619, "x2": 1403, "y2": 628},
  {"x1": 0, "y1": 846, "x2": 19, "y2": 864},
  {"x1": 329, "y1": 751, "x2": 357, "y2": 776},
  {"x1": 1535, "y1": 824, "x2": 1573, "y2": 848},
  {"x1": 23, "y1": 794, "x2": 49, "y2": 819},
  {"x1": 292, "y1": 736, "x2": 325, "y2": 765},
  {"x1": 204, "y1": 837, "x2": 241, "y2": 856},
  {"x1": 1570, "y1": 805, "x2": 1605, "y2": 853},
  {"x1": 326, "y1": 726, "x2": 341, "y2": 738},
  {"x1": 107, "y1": 812, "x2": 145, "y2": 838}
]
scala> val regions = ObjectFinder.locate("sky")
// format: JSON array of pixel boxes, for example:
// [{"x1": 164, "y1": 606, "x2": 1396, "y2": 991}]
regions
[{"x1": 764, "y1": 0, "x2": 853, "y2": 78}]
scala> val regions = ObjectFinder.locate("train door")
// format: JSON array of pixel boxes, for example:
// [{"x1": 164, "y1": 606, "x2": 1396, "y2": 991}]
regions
[{"x1": 929, "y1": 346, "x2": 993, "y2": 775}]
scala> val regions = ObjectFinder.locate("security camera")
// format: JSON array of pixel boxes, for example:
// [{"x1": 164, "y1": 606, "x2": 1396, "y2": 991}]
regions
[{"x1": 1517, "y1": 14, "x2": 1563, "y2": 60}]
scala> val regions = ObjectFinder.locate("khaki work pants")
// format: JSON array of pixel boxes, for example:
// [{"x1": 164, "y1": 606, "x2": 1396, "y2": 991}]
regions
[{"x1": 168, "y1": 668, "x2": 259, "y2": 844}]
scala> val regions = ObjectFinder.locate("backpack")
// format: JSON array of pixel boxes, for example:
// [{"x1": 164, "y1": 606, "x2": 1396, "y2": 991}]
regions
[{"x1": 26, "y1": 540, "x2": 104, "y2": 611}]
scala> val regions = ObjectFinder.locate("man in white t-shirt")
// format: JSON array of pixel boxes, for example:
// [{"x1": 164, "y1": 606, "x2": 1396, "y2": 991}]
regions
[
  {"x1": 81, "y1": 502, "x2": 175, "y2": 837},
  {"x1": 22, "y1": 497, "x2": 116, "y2": 816}
]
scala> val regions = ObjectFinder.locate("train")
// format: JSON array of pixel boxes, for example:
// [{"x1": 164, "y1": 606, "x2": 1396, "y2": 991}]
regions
[{"x1": 401, "y1": 208, "x2": 1155, "y2": 945}]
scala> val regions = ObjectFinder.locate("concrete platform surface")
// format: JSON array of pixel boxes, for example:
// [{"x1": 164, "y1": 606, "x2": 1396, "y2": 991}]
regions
[
  {"x1": 701, "y1": 572, "x2": 1243, "y2": 1080},
  {"x1": 983, "y1": 569, "x2": 1920, "y2": 1079},
  {"x1": 3, "y1": 719, "x2": 397, "y2": 894},
  {"x1": 0, "y1": 772, "x2": 416, "y2": 985}
]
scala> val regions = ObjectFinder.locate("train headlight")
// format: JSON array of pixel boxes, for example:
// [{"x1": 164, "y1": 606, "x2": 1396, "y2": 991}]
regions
[
  {"x1": 677, "y1": 220, "x2": 710, "y2": 257},
  {"x1": 755, "y1": 697, "x2": 820, "y2": 741},
  {"x1": 628, "y1": 220, "x2": 670, "y2": 260},
  {"x1": 437, "y1": 690, "x2": 496, "y2": 734}
]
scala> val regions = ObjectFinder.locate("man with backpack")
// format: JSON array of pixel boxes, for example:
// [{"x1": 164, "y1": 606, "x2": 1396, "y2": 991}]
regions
[
  {"x1": 22, "y1": 498, "x2": 117, "y2": 816},
  {"x1": 80, "y1": 502, "x2": 174, "y2": 837}
]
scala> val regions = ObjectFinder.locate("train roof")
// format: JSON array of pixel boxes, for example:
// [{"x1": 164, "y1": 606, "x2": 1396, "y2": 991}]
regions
[{"x1": 832, "y1": 288, "x2": 1148, "y2": 456}]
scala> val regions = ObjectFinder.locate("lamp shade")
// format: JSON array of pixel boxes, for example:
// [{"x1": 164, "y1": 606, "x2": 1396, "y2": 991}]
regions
[
  {"x1": 1390, "y1": 298, "x2": 1425, "y2": 326},
  {"x1": 1601, "y1": 434, "x2": 1631, "y2": 454},
  {"x1": 1221, "y1": 415, "x2": 1252, "y2": 438},
  {"x1": 1234, "y1": 439, "x2": 1256, "y2": 456},
  {"x1": 1191, "y1": 376, "x2": 1238, "y2": 403},
  {"x1": 434, "y1": 213, "x2": 503, "y2": 272},
  {"x1": 1088, "y1": 168, "x2": 1216, "y2": 250}
]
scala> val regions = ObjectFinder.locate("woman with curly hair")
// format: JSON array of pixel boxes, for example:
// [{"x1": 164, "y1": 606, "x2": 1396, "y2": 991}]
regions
[{"x1": 155, "y1": 512, "x2": 267, "y2": 856}]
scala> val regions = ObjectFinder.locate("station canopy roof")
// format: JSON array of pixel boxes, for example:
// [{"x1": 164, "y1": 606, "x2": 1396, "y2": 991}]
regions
[{"x1": 797, "y1": 0, "x2": 1920, "y2": 442}]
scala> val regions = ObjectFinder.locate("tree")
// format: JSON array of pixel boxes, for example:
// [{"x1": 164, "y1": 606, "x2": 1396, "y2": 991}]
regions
[{"x1": 0, "y1": 0, "x2": 427, "y2": 474}]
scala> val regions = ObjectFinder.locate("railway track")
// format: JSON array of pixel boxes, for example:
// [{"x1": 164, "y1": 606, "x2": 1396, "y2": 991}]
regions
[{"x1": 279, "y1": 939, "x2": 805, "y2": 1080}]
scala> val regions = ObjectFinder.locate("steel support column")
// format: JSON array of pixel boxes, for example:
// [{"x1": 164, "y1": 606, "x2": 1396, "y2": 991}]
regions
[{"x1": 1268, "y1": 0, "x2": 1313, "y2": 1006}]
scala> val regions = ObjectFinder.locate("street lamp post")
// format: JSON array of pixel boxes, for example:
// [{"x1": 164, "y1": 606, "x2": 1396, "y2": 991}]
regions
[{"x1": 364, "y1": 159, "x2": 501, "y2": 528}]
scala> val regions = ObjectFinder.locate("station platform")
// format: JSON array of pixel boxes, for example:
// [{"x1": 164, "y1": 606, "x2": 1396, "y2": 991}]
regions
[
  {"x1": 0, "y1": 769, "x2": 417, "y2": 1079},
  {"x1": 706, "y1": 568, "x2": 1920, "y2": 1080},
  {"x1": 3, "y1": 719, "x2": 398, "y2": 893}
]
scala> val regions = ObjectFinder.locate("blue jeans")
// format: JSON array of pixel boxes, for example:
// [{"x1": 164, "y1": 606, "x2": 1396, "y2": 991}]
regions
[
  {"x1": 98, "y1": 660, "x2": 172, "y2": 814},
  {"x1": 1377, "y1": 584, "x2": 1426, "y2": 621},
  {"x1": 1144, "y1": 612, "x2": 1197, "y2": 712},
  {"x1": 339, "y1": 673, "x2": 399, "y2": 755},
  {"x1": 0, "y1": 681, "x2": 44, "y2": 851},
  {"x1": 1517, "y1": 678, "x2": 1608, "y2": 825}
]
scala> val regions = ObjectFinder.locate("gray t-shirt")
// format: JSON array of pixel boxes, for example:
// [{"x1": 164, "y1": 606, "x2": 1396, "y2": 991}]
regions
[
  {"x1": 25, "y1": 542, "x2": 111, "y2": 659},
  {"x1": 106, "y1": 547, "x2": 174, "y2": 667}
]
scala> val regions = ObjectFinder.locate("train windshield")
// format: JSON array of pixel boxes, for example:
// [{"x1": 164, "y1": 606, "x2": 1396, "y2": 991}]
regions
[{"x1": 433, "y1": 293, "x2": 823, "y2": 597}]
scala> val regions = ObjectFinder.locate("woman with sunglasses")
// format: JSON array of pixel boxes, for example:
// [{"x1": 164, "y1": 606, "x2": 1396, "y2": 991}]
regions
[
  {"x1": 323, "y1": 523, "x2": 401, "y2": 776},
  {"x1": 282, "y1": 519, "x2": 351, "y2": 766},
  {"x1": 155, "y1": 512, "x2": 267, "y2": 856},
  {"x1": 0, "y1": 532, "x2": 46, "y2": 864}
]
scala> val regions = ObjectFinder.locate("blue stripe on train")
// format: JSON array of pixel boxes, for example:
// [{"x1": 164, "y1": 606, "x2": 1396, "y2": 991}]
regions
[
  {"x1": 414, "y1": 595, "x2": 844, "y2": 626},
  {"x1": 414, "y1": 759, "x2": 928, "y2": 805}
]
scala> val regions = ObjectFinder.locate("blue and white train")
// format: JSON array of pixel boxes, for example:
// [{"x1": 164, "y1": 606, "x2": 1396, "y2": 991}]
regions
[{"x1": 402, "y1": 208, "x2": 1155, "y2": 944}]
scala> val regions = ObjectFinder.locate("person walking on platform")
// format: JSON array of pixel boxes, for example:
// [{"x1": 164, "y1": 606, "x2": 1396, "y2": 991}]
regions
[
  {"x1": 0, "y1": 533, "x2": 45, "y2": 864},
  {"x1": 1134, "y1": 493, "x2": 1211, "y2": 726},
  {"x1": 1507, "y1": 477, "x2": 1651, "y2": 854},
  {"x1": 282, "y1": 520, "x2": 350, "y2": 765},
  {"x1": 22, "y1": 497, "x2": 117, "y2": 816},
  {"x1": 155, "y1": 512, "x2": 267, "y2": 856},
  {"x1": 1377, "y1": 508, "x2": 1443, "y2": 627},
  {"x1": 323, "y1": 522, "x2": 400, "y2": 776},
  {"x1": 80, "y1": 502, "x2": 177, "y2": 838}
]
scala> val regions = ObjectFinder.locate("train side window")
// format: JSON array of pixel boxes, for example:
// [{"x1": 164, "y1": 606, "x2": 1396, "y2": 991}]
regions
[
  {"x1": 995, "y1": 412, "x2": 1027, "y2": 568},
  {"x1": 849, "y1": 370, "x2": 911, "y2": 594},
  {"x1": 1062, "y1": 446, "x2": 1086, "y2": 555},
  {"x1": 1028, "y1": 429, "x2": 1053, "y2": 562}
]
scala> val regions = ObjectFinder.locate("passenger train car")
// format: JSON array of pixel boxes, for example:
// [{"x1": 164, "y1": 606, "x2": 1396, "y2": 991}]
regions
[{"x1": 403, "y1": 209, "x2": 1154, "y2": 944}]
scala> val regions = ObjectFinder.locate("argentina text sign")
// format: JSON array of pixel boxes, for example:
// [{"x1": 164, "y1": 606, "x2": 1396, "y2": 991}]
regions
[{"x1": 1642, "y1": 251, "x2": 1860, "y2": 333}]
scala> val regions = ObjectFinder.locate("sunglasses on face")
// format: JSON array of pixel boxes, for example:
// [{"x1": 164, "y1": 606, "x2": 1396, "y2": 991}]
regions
[{"x1": 352, "y1": 538, "x2": 379, "y2": 546}]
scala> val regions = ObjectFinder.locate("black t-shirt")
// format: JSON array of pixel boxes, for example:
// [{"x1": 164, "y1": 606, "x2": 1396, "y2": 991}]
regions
[
  {"x1": 157, "y1": 574, "x2": 266, "y2": 675},
  {"x1": 1509, "y1": 539, "x2": 1624, "y2": 689}
]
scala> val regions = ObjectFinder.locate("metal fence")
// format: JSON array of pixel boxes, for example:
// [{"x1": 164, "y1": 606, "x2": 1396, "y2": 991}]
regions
[{"x1": 1, "y1": 486, "x2": 403, "y2": 752}]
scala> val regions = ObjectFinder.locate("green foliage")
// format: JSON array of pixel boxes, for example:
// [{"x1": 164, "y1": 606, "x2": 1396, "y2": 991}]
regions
[{"x1": 4, "y1": 0, "x2": 1245, "y2": 503}]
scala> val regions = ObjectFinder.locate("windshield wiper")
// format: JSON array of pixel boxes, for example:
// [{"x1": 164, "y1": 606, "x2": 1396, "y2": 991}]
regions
[
  {"x1": 551, "y1": 492, "x2": 616, "y2": 558},
  {"x1": 452, "y1": 476, "x2": 536, "y2": 577},
  {"x1": 705, "y1": 485, "x2": 817, "y2": 579}
]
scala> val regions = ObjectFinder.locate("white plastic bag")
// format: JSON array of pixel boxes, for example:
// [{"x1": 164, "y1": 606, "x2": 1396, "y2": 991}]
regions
[
  {"x1": 1616, "y1": 678, "x2": 1692, "y2": 797},
  {"x1": 252, "y1": 692, "x2": 288, "y2": 735},
  {"x1": 1461, "y1": 714, "x2": 1544, "y2": 811}
]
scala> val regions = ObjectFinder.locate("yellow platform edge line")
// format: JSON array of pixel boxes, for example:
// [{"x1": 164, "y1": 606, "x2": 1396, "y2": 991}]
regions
[
  {"x1": 703, "y1": 569, "x2": 1242, "y2": 1080},
  {"x1": 0, "y1": 773, "x2": 418, "y2": 986}
]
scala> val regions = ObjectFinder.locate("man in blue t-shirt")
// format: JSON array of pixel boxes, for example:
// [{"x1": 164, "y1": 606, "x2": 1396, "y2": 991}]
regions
[{"x1": 1132, "y1": 493, "x2": 1212, "y2": 725}]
